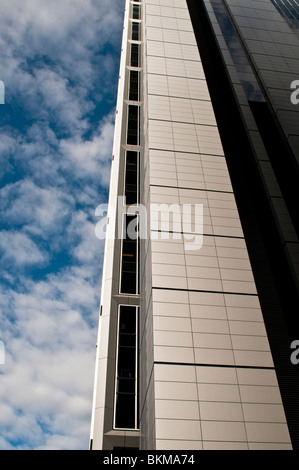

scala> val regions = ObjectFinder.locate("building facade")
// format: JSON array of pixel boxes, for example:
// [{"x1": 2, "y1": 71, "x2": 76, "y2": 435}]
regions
[{"x1": 90, "y1": 0, "x2": 299, "y2": 450}]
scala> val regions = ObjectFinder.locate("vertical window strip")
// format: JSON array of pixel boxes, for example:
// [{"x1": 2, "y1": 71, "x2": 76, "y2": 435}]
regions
[
  {"x1": 132, "y1": 4, "x2": 140, "y2": 20},
  {"x1": 113, "y1": 0, "x2": 142, "y2": 435},
  {"x1": 124, "y1": 150, "x2": 139, "y2": 206},
  {"x1": 130, "y1": 42, "x2": 139, "y2": 67},
  {"x1": 120, "y1": 214, "x2": 138, "y2": 295},
  {"x1": 129, "y1": 70, "x2": 140, "y2": 101},
  {"x1": 127, "y1": 104, "x2": 139, "y2": 145},
  {"x1": 131, "y1": 21, "x2": 140, "y2": 40},
  {"x1": 114, "y1": 305, "x2": 139, "y2": 430}
]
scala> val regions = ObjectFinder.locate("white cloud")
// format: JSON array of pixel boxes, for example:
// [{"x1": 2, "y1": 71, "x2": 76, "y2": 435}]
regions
[
  {"x1": 0, "y1": 261, "x2": 101, "y2": 449},
  {"x1": 1, "y1": 0, "x2": 124, "y2": 115},
  {"x1": 1, "y1": 179, "x2": 74, "y2": 237},
  {"x1": 0, "y1": 230, "x2": 49, "y2": 266},
  {"x1": 0, "y1": 0, "x2": 124, "y2": 450},
  {"x1": 60, "y1": 112, "x2": 115, "y2": 186},
  {"x1": 33, "y1": 68, "x2": 91, "y2": 133}
]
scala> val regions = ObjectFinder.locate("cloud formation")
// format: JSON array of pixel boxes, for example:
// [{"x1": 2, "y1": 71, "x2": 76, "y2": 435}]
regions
[{"x1": 0, "y1": 0, "x2": 124, "y2": 449}]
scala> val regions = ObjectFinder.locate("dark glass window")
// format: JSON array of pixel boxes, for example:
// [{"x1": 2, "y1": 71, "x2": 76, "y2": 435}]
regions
[
  {"x1": 127, "y1": 105, "x2": 139, "y2": 145},
  {"x1": 115, "y1": 306, "x2": 138, "y2": 429},
  {"x1": 125, "y1": 151, "x2": 139, "y2": 206},
  {"x1": 130, "y1": 43, "x2": 139, "y2": 67},
  {"x1": 132, "y1": 22, "x2": 140, "y2": 40},
  {"x1": 129, "y1": 70, "x2": 139, "y2": 101},
  {"x1": 271, "y1": 0, "x2": 299, "y2": 35},
  {"x1": 132, "y1": 5, "x2": 140, "y2": 19},
  {"x1": 210, "y1": 0, "x2": 264, "y2": 102},
  {"x1": 120, "y1": 215, "x2": 138, "y2": 294}
]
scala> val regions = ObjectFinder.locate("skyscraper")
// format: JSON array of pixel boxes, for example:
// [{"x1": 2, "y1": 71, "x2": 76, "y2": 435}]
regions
[{"x1": 90, "y1": 0, "x2": 299, "y2": 450}]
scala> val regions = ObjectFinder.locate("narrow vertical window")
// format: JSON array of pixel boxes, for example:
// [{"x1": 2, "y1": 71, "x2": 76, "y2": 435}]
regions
[
  {"x1": 125, "y1": 151, "x2": 139, "y2": 206},
  {"x1": 120, "y1": 214, "x2": 138, "y2": 294},
  {"x1": 127, "y1": 105, "x2": 139, "y2": 145},
  {"x1": 131, "y1": 22, "x2": 139, "y2": 41},
  {"x1": 114, "y1": 306, "x2": 139, "y2": 429},
  {"x1": 129, "y1": 70, "x2": 139, "y2": 101},
  {"x1": 132, "y1": 4, "x2": 140, "y2": 20},
  {"x1": 130, "y1": 43, "x2": 139, "y2": 67}
]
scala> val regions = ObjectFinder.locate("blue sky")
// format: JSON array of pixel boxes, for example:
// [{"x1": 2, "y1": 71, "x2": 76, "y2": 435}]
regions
[{"x1": 0, "y1": 0, "x2": 124, "y2": 449}]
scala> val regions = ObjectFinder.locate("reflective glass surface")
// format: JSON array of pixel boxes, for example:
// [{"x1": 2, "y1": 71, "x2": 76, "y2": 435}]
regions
[
  {"x1": 271, "y1": 0, "x2": 299, "y2": 36},
  {"x1": 211, "y1": 0, "x2": 265, "y2": 102}
]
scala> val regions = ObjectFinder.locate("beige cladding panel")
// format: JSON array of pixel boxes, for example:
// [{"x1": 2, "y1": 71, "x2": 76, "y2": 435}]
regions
[
  {"x1": 140, "y1": 0, "x2": 291, "y2": 450},
  {"x1": 152, "y1": 363, "x2": 291, "y2": 449}
]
